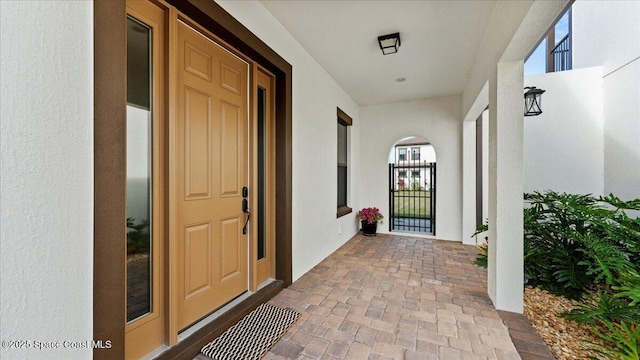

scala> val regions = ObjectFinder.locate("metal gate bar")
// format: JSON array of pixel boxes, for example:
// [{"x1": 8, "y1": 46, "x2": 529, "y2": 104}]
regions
[{"x1": 389, "y1": 161, "x2": 435, "y2": 234}]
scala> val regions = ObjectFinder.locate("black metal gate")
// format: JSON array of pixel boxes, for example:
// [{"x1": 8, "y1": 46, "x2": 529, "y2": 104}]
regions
[{"x1": 389, "y1": 161, "x2": 436, "y2": 234}]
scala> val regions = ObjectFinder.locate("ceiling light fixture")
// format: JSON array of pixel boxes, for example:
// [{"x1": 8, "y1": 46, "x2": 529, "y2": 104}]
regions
[{"x1": 378, "y1": 32, "x2": 401, "y2": 55}]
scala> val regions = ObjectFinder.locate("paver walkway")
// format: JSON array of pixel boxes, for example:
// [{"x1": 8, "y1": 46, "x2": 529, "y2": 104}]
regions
[{"x1": 264, "y1": 233, "x2": 522, "y2": 360}]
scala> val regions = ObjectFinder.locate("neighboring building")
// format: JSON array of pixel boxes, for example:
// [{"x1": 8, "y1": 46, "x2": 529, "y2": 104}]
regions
[{"x1": 392, "y1": 137, "x2": 435, "y2": 191}]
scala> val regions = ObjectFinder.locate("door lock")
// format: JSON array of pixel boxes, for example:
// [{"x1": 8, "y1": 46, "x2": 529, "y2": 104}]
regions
[{"x1": 242, "y1": 187, "x2": 250, "y2": 235}]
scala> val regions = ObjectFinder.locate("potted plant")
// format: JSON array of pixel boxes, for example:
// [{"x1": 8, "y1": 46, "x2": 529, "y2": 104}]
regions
[{"x1": 357, "y1": 207, "x2": 383, "y2": 236}]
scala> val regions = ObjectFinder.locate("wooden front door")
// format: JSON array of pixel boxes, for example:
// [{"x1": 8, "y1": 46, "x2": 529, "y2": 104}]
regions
[{"x1": 175, "y1": 20, "x2": 249, "y2": 330}]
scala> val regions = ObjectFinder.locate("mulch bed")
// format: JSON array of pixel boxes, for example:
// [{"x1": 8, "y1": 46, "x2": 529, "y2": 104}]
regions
[{"x1": 523, "y1": 286, "x2": 608, "y2": 360}]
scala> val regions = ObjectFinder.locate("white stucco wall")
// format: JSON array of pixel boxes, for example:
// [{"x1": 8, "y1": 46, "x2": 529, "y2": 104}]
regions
[
  {"x1": 0, "y1": 2, "x2": 94, "y2": 359},
  {"x1": 524, "y1": 66, "x2": 604, "y2": 195},
  {"x1": 216, "y1": 1, "x2": 361, "y2": 281},
  {"x1": 572, "y1": 0, "x2": 640, "y2": 76},
  {"x1": 602, "y1": 60, "x2": 640, "y2": 200},
  {"x1": 573, "y1": 1, "x2": 640, "y2": 201},
  {"x1": 359, "y1": 97, "x2": 462, "y2": 241}
]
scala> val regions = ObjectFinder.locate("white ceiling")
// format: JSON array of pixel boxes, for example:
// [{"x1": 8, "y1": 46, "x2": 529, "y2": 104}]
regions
[{"x1": 261, "y1": 0, "x2": 497, "y2": 106}]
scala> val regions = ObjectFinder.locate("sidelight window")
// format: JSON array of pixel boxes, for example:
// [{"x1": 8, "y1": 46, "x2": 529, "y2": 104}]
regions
[{"x1": 126, "y1": 15, "x2": 153, "y2": 323}]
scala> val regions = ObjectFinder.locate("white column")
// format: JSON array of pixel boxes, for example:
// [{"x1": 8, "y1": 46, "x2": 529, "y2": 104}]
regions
[
  {"x1": 487, "y1": 60, "x2": 524, "y2": 313},
  {"x1": 462, "y1": 120, "x2": 477, "y2": 245},
  {"x1": 482, "y1": 110, "x2": 489, "y2": 223}
]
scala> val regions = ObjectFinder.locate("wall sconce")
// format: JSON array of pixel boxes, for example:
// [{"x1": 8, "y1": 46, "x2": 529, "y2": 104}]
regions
[
  {"x1": 378, "y1": 33, "x2": 401, "y2": 55},
  {"x1": 524, "y1": 86, "x2": 545, "y2": 116}
]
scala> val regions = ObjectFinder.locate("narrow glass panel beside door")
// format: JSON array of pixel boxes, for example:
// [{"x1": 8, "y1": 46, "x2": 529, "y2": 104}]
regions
[
  {"x1": 257, "y1": 87, "x2": 267, "y2": 260},
  {"x1": 126, "y1": 16, "x2": 153, "y2": 323},
  {"x1": 254, "y1": 69, "x2": 275, "y2": 288}
]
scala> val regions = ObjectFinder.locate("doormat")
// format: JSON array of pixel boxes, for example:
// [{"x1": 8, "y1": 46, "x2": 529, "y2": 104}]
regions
[{"x1": 199, "y1": 303, "x2": 300, "y2": 360}]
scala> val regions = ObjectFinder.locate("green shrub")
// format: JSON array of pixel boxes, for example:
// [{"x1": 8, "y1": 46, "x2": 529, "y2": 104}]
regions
[
  {"x1": 564, "y1": 291, "x2": 640, "y2": 326},
  {"x1": 472, "y1": 191, "x2": 640, "y2": 359},
  {"x1": 522, "y1": 191, "x2": 640, "y2": 299},
  {"x1": 588, "y1": 321, "x2": 640, "y2": 360},
  {"x1": 474, "y1": 243, "x2": 488, "y2": 268},
  {"x1": 471, "y1": 191, "x2": 640, "y2": 296},
  {"x1": 578, "y1": 232, "x2": 636, "y2": 287},
  {"x1": 471, "y1": 222, "x2": 488, "y2": 268},
  {"x1": 613, "y1": 272, "x2": 640, "y2": 306}
]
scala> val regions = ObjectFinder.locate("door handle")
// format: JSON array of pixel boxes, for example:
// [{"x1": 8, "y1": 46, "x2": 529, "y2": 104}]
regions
[{"x1": 242, "y1": 199, "x2": 251, "y2": 235}]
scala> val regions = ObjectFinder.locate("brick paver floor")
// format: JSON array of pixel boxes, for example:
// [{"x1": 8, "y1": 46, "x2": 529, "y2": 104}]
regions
[{"x1": 264, "y1": 233, "x2": 521, "y2": 360}]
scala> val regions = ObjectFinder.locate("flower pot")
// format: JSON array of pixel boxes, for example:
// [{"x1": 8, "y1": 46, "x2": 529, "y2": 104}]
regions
[{"x1": 361, "y1": 220, "x2": 378, "y2": 237}]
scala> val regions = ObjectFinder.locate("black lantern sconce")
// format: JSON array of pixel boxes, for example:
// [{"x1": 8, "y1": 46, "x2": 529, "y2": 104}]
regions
[
  {"x1": 524, "y1": 86, "x2": 545, "y2": 116},
  {"x1": 378, "y1": 33, "x2": 401, "y2": 55}
]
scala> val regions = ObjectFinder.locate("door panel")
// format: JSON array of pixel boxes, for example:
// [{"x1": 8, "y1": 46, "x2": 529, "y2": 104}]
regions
[
  {"x1": 221, "y1": 63, "x2": 241, "y2": 94},
  {"x1": 184, "y1": 42, "x2": 212, "y2": 81},
  {"x1": 221, "y1": 101, "x2": 241, "y2": 196},
  {"x1": 221, "y1": 218, "x2": 241, "y2": 279},
  {"x1": 184, "y1": 223, "x2": 212, "y2": 298},
  {"x1": 176, "y1": 21, "x2": 248, "y2": 330},
  {"x1": 184, "y1": 87, "x2": 212, "y2": 199}
]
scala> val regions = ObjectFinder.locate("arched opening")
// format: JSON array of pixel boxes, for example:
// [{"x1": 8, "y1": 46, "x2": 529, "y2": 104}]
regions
[{"x1": 388, "y1": 136, "x2": 436, "y2": 235}]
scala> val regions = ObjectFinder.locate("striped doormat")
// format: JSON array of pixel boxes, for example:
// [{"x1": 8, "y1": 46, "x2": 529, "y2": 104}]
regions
[{"x1": 199, "y1": 303, "x2": 300, "y2": 360}]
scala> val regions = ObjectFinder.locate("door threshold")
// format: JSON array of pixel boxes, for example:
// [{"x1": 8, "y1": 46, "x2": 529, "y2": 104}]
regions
[
  {"x1": 257, "y1": 278, "x2": 276, "y2": 291},
  {"x1": 177, "y1": 291, "x2": 253, "y2": 342},
  {"x1": 177, "y1": 278, "x2": 277, "y2": 341},
  {"x1": 155, "y1": 280, "x2": 284, "y2": 360},
  {"x1": 140, "y1": 345, "x2": 170, "y2": 360}
]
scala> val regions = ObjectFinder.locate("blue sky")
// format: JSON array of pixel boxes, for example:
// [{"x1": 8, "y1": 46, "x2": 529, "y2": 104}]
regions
[{"x1": 524, "y1": 10, "x2": 570, "y2": 77}]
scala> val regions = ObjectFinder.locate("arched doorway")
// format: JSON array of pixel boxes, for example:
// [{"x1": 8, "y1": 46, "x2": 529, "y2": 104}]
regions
[{"x1": 388, "y1": 136, "x2": 436, "y2": 234}]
